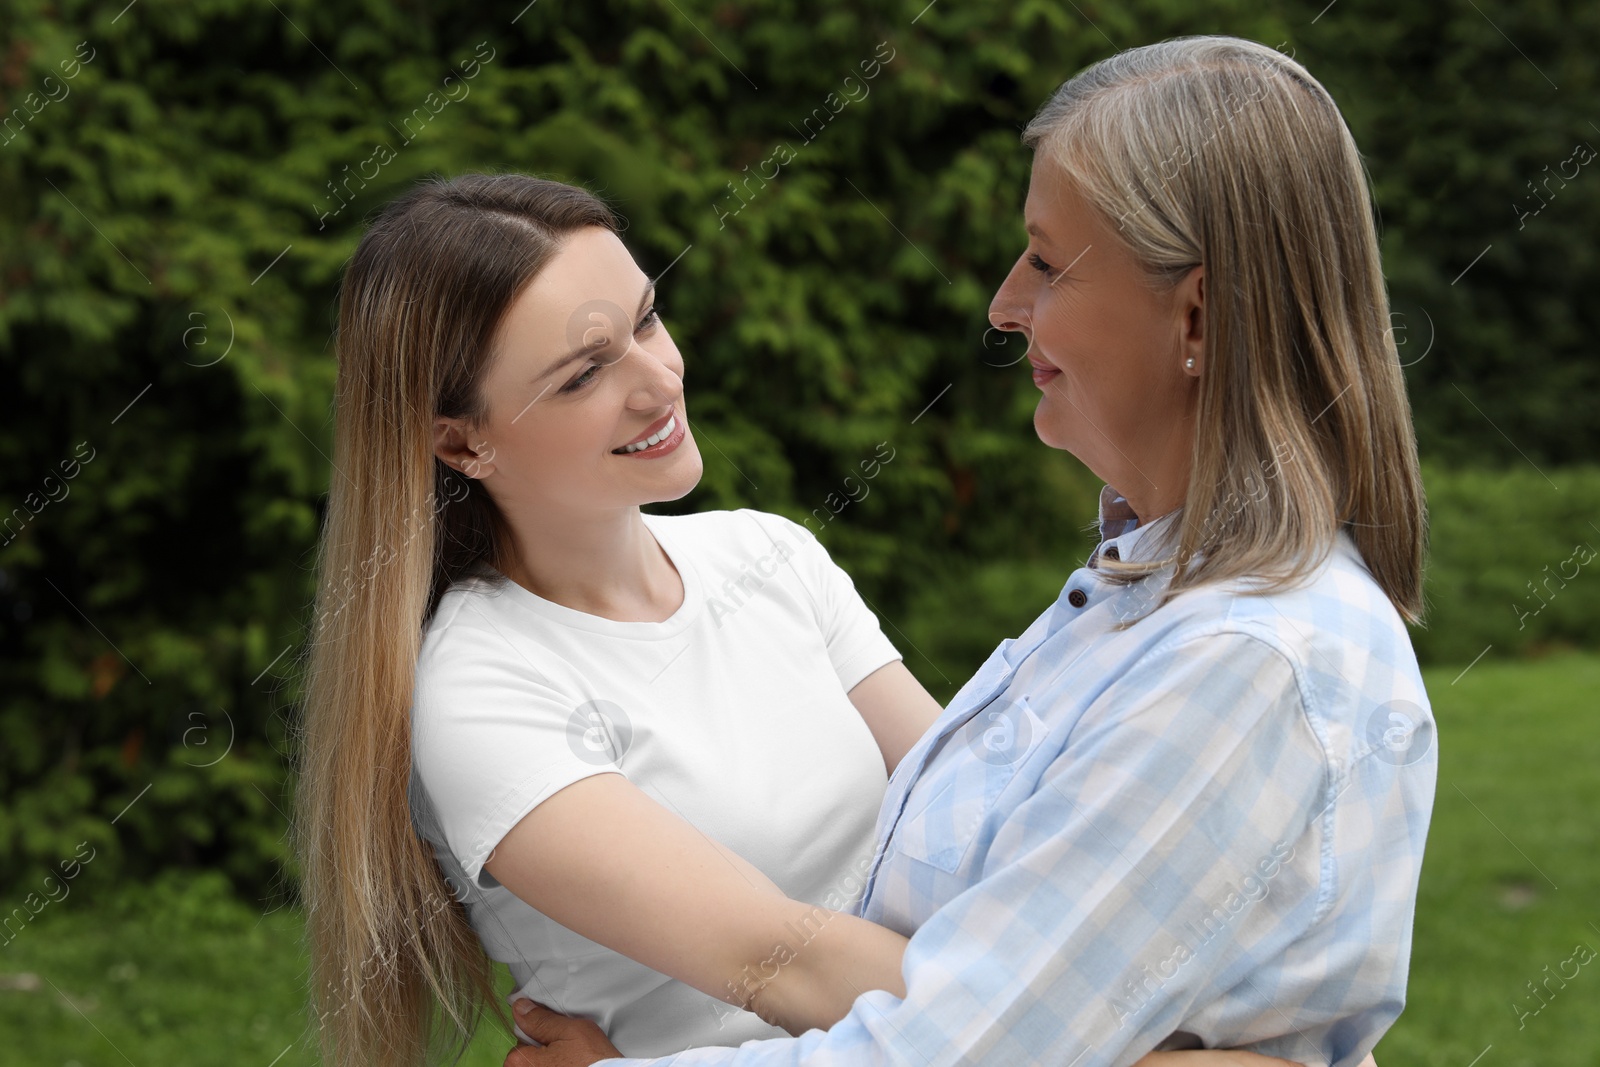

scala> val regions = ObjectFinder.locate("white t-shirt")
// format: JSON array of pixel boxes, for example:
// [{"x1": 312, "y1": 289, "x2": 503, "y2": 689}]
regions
[{"x1": 408, "y1": 508, "x2": 902, "y2": 1058}]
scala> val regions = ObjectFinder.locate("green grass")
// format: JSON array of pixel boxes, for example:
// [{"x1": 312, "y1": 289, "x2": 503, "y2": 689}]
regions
[
  {"x1": 3, "y1": 652, "x2": 1597, "y2": 1065},
  {"x1": 1373, "y1": 649, "x2": 1600, "y2": 1066},
  {"x1": 0, "y1": 870, "x2": 518, "y2": 1067}
]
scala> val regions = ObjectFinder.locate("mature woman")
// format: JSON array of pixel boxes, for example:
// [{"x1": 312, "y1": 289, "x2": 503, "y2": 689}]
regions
[{"x1": 493, "y1": 34, "x2": 1434, "y2": 1067}]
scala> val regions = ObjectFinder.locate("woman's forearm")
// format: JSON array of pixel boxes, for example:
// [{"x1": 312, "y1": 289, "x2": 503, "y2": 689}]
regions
[
  {"x1": 741, "y1": 898, "x2": 909, "y2": 1035},
  {"x1": 480, "y1": 772, "x2": 909, "y2": 1035}
]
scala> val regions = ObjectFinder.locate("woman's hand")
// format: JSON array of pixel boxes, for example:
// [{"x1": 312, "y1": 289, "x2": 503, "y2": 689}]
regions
[
  {"x1": 1136, "y1": 1053, "x2": 1302, "y2": 1067},
  {"x1": 503, "y1": 999, "x2": 622, "y2": 1067}
]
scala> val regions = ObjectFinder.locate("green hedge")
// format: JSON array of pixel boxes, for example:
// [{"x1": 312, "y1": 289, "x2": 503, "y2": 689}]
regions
[
  {"x1": 1412, "y1": 463, "x2": 1600, "y2": 665},
  {"x1": 1, "y1": 0, "x2": 1595, "y2": 903},
  {"x1": 896, "y1": 462, "x2": 1600, "y2": 706}
]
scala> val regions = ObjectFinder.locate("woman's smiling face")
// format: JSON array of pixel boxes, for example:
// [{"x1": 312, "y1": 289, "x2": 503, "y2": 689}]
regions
[
  {"x1": 987, "y1": 155, "x2": 1204, "y2": 520},
  {"x1": 433, "y1": 226, "x2": 703, "y2": 513}
]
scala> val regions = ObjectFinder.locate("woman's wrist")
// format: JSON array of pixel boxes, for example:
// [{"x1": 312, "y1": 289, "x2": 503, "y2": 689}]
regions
[{"x1": 743, "y1": 900, "x2": 909, "y2": 1034}]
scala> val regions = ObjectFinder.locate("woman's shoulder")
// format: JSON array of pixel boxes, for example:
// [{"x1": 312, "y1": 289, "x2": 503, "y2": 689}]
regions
[
  {"x1": 412, "y1": 580, "x2": 573, "y2": 723},
  {"x1": 1165, "y1": 530, "x2": 1431, "y2": 737},
  {"x1": 424, "y1": 569, "x2": 506, "y2": 628},
  {"x1": 416, "y1": 571, "x2": 534, "y2": 676},
  {"x1": 1214, "y1": 530, "x2": 1409, "y2": 643},
  {"x1": 1154, "y1": 530, "x2": 1395, "y2": 629}
]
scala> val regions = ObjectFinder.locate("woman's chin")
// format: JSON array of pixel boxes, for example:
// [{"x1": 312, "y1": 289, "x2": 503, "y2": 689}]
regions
[
  {"x1": 643, "y1": 448, "x2": 704, "y2": 503},
  {"x1": 1032, "y1": 410, "x2": 1072, "y2": 452}
]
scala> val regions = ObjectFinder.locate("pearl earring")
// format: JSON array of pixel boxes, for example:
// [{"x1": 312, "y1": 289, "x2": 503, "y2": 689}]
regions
[{"x1": 1185, "y1": 357, "x2": 1196, "y2": 370}]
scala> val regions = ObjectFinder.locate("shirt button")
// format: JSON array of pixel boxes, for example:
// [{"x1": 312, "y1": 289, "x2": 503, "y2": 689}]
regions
[{"x1": 1068, "y1": 589, "x2": 1088, "y2": 608}]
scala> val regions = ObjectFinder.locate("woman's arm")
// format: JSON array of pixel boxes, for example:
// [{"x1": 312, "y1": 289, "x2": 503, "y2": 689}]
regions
[
  {"x1": 505, "y1": 1004, "x2": 1331, "y2": 1067},
  {"x1": 846, "y1": 660, "x2": 945, "y2": 775},
  {"x1": 483, "y1": 772, "x2": 907, "y2": 1035}
]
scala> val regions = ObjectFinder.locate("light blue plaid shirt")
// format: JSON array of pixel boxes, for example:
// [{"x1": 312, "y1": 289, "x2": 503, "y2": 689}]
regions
[{"x1": 595, "y1": 486, "x2": 1437, "y2": 1067}]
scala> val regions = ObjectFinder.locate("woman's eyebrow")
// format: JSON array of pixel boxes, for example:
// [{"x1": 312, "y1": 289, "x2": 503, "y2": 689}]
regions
[{"x1": 534, "y1": 280, "x2": 657, "y2": 381}]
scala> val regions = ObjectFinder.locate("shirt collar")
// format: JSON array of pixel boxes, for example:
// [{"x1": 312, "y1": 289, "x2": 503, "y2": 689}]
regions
[
  {"x1": 1091, "y1": 484, "x2": 1175, "y2": 567},
  {"x1": 1089, "y1": 486, "x2": 1364, "y2": 584},
  {"x1": 1096, "y1": 484, "x2": 1140, "y2": 541}
]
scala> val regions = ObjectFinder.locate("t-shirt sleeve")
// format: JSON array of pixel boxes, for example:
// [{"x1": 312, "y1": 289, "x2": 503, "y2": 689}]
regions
[
  {"x1": 747, "y1": 510, "x2": 903, "y2": 693},
  {"x1": 409, "y1": 597, "x2": 627, "y2": 893}
]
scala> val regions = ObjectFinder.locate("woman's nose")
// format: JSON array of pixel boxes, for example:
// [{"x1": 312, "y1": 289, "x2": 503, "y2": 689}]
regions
[
  {"x1": 989, "y1": 297, "x2": 1028, "y2": 335},
  {"x1": 989, "y1": 272, "x2": 1024, "y2": 331},
  {"x1": 627, "y1": 345, "x2": 682, "y2": 404}
]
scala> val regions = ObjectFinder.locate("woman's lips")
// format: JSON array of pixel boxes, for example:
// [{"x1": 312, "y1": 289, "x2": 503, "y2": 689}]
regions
[
  {"x1": 1028, "y1": 357, "x2": 1061, "y2": 388},
  {"x1": 615, "y1": 410, "x2": 674, "y2": 451},
  {"x1": 612, "y1": 412, "x2": 687, "y2": 458}
]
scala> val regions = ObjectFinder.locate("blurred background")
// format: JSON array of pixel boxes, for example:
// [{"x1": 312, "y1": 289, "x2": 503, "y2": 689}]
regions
[{"x1": 1, "y1": 0, "x2": 1596, "y2": 1063}]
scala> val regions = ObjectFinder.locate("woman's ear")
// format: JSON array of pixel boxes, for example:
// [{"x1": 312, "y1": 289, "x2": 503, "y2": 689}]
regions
[
  {"x1": 1179, "y1": 266, "x2": 1205, "y2": 374},
  {"x1": 432, "y1": 416, "x2": 497, "y2": 478}
]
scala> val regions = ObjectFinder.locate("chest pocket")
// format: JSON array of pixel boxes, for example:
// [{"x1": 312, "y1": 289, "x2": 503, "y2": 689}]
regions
[{"x1": 889, "y1": 693, "x2": 1043, "y2": 873}]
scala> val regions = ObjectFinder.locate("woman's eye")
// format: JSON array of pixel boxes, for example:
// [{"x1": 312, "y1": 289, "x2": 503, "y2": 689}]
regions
[
  {"x1": 1028, "y1": 252, "x2": 1057, "y2": 276},
  {"x1": 562, "y1": 307, "x2": 662, "y2": 393}
]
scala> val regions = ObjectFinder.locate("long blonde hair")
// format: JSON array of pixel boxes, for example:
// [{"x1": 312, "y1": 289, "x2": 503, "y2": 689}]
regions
[
  {"x1": 1022, "y1": 35, "x2": 1427, "y2": 624},
  {"x1": 293, "y1": 173, "x2": 621, "y2": 1067}
]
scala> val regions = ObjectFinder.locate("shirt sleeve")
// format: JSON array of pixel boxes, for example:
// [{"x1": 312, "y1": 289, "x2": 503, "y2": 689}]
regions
[
  {"x1": 588, "y1": 629, "x2": 1347, "y2": 1067},
  {"x1": 747, "y1": 510, "x2": 902, "y2": 692},
  {"x1": 409, "y1": 596, "x2": 627, "y2": 892}
]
